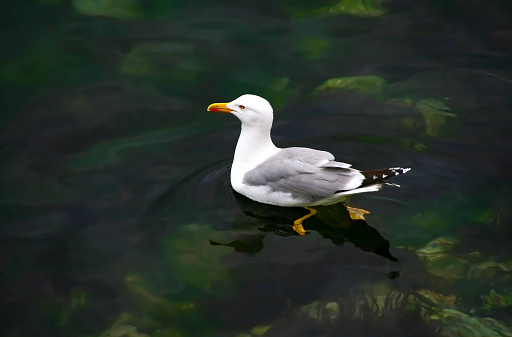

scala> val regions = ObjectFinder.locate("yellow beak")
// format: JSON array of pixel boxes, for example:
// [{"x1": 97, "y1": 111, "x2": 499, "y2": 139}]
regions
[{"x1": 207, "y1": 102, "x2": 233, "y2": 113}]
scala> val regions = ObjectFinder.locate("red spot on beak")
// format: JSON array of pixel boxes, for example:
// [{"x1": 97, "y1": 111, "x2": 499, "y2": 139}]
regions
[{"x1": 207, "y1": 102, "x2": 231, "y2": 113}]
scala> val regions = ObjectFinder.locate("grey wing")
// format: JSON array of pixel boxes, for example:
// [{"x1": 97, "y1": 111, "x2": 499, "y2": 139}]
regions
[
  {"x1": 243, "y1": 147, "x2": 364, "y2": 203},
  {"x1": 282, "y1": 147, "x2": 352, "y2": 169}
]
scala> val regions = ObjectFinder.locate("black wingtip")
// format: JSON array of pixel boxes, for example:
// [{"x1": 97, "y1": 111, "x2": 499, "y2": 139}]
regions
[{"x1": 361, "y1": 167, "x2": 411, "y2": 186}]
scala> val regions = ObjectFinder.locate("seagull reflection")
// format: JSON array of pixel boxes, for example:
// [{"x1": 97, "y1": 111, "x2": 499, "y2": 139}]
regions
[{"x1": 210, "y1": 191, "x2": 399, "y2": 262}]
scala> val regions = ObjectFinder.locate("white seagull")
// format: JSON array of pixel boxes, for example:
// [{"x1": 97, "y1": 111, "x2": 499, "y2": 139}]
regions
[{"x1": 208, "y1": 94, "x2": 411, "y2": 235}]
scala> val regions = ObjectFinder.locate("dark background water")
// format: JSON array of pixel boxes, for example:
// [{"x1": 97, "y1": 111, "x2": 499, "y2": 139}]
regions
[{"x1": 2, "y1": 1, "x2": 512, "y2": 336}]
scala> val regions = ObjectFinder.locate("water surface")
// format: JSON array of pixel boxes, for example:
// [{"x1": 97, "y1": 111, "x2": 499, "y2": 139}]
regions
[{"x1": 2, "y1": 1, "x2": 512, "y2": 336}]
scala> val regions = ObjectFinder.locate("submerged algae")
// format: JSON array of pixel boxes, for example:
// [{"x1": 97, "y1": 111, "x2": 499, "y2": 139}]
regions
[
  {"x1": 161, "y1": 224, "x2": 234, "y2": 293},
  {"x1": 481, "y1": 289, "x2": 512, "y2": 310},
  {"x1": 417, "y1": 236, "x2": 512, "y2": 281},
  {"x1": 313, "y1": 75, "x2": 387, "y2": 95},
  {"x1": 429, "y1": 308, "x2": 512, "y2": 337}
]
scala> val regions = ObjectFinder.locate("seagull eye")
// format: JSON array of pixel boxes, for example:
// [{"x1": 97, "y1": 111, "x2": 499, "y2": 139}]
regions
[{"x1": 239, "y1": 105, "x2": 246, "y2": 110}]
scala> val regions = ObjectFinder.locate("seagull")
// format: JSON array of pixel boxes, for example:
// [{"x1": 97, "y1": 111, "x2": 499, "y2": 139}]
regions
[{"x1": 207, "y1": 94, "x2": 411, "y2": 235}]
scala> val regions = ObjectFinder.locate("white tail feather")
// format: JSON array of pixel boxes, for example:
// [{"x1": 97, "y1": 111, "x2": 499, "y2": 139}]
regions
[{"x1": 335, "y1": 183, "x2": 384, "y2": 196}]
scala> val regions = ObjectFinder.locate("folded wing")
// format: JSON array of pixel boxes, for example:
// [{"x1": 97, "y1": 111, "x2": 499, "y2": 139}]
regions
[{"x1": 242, "y1": 147, "x2": 364, "y2": 204}]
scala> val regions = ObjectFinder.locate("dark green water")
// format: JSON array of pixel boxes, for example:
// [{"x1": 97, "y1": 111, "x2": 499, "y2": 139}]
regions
[{"x1": 2, "y1": 1, "x2": 512, "y2": 336}]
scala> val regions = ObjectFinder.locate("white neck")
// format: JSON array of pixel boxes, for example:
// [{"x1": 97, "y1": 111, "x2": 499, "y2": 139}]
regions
[{"x1": 230, "y1": 123, "x2": 279, "y2": 188}]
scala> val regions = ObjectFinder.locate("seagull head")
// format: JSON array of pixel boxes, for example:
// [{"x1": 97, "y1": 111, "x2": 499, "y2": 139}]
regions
[{"x1": 208, "y1": 94, "x2": 274, "y2": 127}]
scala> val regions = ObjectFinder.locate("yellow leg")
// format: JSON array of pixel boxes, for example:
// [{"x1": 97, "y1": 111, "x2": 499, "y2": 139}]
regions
[
  {"x1": 293, "y1": 207, "x2": 317, "y2": 236},
  {"x1": 345, "y1": 205, "x2": 370, "y2": 220}
]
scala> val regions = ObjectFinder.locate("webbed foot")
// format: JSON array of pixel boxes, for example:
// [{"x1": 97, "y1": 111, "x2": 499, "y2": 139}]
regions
[
  {"x1": 346, "y1": 206, "x2": 370, "y2": 220},
  {"x1": 292, "y1": 207, "x2": 317, "y2": 235}
]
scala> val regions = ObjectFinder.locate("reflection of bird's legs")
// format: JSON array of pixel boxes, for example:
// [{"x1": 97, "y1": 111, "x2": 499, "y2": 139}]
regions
[
  {"x1": 345, "y1": 205, "x2": 371, "y2": 220},
  {"x1": 293, "y1": 207, "x2": 317, "y2": 235}
]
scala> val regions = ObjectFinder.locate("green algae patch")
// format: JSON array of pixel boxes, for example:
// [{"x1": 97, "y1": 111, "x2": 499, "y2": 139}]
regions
[
  {"x1": 73, "y1": 0, "x2": 175, "y2": 19},
  {"x1": 124, "y1": 274, "x2": 196, "y2": 314},
  {"x1": 416, "y1": 98, "x2": 457, "y2": 137},
  {"x1": 73, "y1": 0, "x2": 145, "y2": 20},
  {"x1": 161, "y1": 224, "x2": 235, "y2": 293},
  {"x1": 481, "y1": 289, "x2": 512, "y2": 310},
  {"x1": 295, "y1": 35, "x2": 332, "y2": 59},
  {"x1": 284, "y1": 0, "x2": 386, "y2": 18},
  {"x1": 120, "y1": 42, "x2": 203, "y2": 83},
  {"x1": 428, "y1": 308, "x2": 512, "y2": 337},
  {"x1": 0, "y1": 39, "x2": 82, "y2": 88},
  {"x1": 313, "y1": 76, "x2": 387, "y2": 95},
  {"x1": 328, "y1": 0, "x2": 387, "y2": 17}
]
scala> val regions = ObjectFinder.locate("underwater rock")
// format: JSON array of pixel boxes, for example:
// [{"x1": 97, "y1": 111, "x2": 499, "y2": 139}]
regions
[
  {"x1": 294, "y1": 35, "x2": 331, "y2": 59},
  {"x1": 235, "y1": 324, "x2": 271, "y2": 337},
  {"x1": 124, "y1": 274, "x2": 195, "y2": 314},
  {"x1": 417, "y1": 289, "x2": 457, "y2": 308},
  {"x1": 417, "y1": 236, "x2": 469, "y2": 279},
  {"x1": 298, "y1": 300, "x2": 340, "y2": 323},
  {"x1": 98, "y1": 313, "x2": 144, "y2": 337},
  {"x1": 416, "y1": 98, "x2": 456, "y2": 137},
  {"x1": 120, "y1": 42, "x2": 202, "y2": 82},
  {"x1": 73, "y1": 0, "x2": 144, "y2": 20},
  {"x1": 417, "y1": 236, "x2": 460, "y2": 257},
  {"x1": 467, "y1": 261, "x2": 512, "y2": 279},
  {"x1": 328, "y1": 0, "x2": 386, "y2": 17},
  {"x1": 313, "y1": 75, "x2": 387, "y2": 95},
  {"x1": 481, "y1": 289, "x2": 512, "y2": 310},
  {"x1": 161, "y1": 224, "x2": 235, "y2": 292},
  {"x1": 106, "y1": 325, "x2": 149, "y2": 337},
  {"x1": 417, "y1": 236, "x2": 512, "y2": 281},
  {"x1": 428, "y1": 308, "x2": 512, "y2": 337}
]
